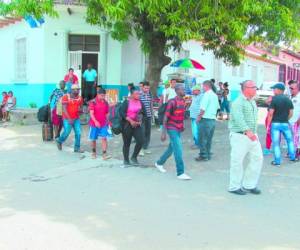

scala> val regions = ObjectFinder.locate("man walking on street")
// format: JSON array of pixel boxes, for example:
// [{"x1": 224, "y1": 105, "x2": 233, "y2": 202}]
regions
[
  {"x1": 289, "y1": 81, "x2": 300, "y2": 158},
  {"x1": 56, "y1": 84, "x2": 84, "y2": 153},
  {"x1": 155, "y1": 84, "x2": 191, "y2": 180},
  {"x1": 139, "y1": 81, "x2": 153, "y2": 156},
  {"x1": 195, "y1": 80, "x2": 219, "y2": 161},
  {"x1": 267, "y1": 83, "x2": 297, "y2": 166},
  {"x1": 89, "y1": 88, "x2": 111, "y2": 160},
  {"x1": 229, "y1": 80, "x2": 263, "y2": 195}
]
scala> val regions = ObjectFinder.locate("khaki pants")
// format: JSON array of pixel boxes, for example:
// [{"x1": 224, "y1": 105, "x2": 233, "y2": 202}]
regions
[{"x1": 229, "y1": 132, "x2": 263, "y2": 191}]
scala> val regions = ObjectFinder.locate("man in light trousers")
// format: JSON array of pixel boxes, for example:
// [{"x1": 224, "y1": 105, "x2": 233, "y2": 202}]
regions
[{"x1": 228, "y1": 80, "x2": 263, "y2": 195}]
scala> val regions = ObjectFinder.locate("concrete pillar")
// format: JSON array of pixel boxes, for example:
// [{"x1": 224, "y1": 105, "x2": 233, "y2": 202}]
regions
[{"x1": 99, "y1": 31, "x2": 108, "y2": 84}]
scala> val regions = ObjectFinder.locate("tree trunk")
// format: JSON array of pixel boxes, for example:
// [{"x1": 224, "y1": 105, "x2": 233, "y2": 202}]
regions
[{"x1": 145, "y1": 35, "x2": 171, "y2": 96}]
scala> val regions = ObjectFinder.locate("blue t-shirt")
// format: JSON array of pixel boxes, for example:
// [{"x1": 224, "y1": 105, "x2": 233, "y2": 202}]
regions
[{"x1": 83, "y1": 69, "x2": 97, "y2": 82}]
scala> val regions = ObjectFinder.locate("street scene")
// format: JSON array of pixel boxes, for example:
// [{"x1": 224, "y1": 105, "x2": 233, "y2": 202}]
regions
[{"x1": 1, "y1": 0, "x2": 300, "y2": 250}]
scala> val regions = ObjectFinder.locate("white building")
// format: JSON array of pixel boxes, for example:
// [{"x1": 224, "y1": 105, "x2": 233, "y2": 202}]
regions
[
  {"x1": 0, "y1": 4, "x2": 145, "y2": 107},
  {"x1": 0, "y1": 3, "x2": 283, "y2": 107}
]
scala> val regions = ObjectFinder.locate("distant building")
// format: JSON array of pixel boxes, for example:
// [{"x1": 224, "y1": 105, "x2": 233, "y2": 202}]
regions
[
  {"x1": 161, "y1": 41, "x2": 283, "y2": 100},
  {"x1": 278, "y1": 50, "x2": 300, "y2": 84}
]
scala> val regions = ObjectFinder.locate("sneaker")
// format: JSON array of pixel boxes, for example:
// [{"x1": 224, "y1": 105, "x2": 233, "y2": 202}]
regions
[
  {"x1": 145, "y1": 150, "x2": 152, "y2": 154},
  {"x1": 139, "y1": 150, "x2": 145, "y2": 157},
  {"x1": 102, "y1": 153, "x2": 112, "y2": 160},
  {"x1": 155, "y1": 162, "x2": 167, "y2": 173},
  {"x1": 228, "y1": 189, "x2": 247, "y2": 195},
  {"x1": 271, "y1": 161, "x2": 281, "y2": 167},
  {"x1": 263, "y1": 148, "x2": 272, "y2": 156},
  {"x1": 120, "y1": 160, "x2": 131, "y2": 168},
  {"x1": 195, "y1": 156, "x2": 209, "y2": 162},
  {"x1": 56, "y1": 140, "x2": 62, "y2": 151},
  {"x1": 74, "y1": 148, "x2": 84, "y2": 153},
  {"x1": 177, "y1": 173, "x2": 192, "y2": 180},
  {"x1": 243, "y1": 187, "x2": 261, "y2": 195},
  {"x1": 130, "y1": 157, "x2": 140, "y2": 166},
  {"x1": 91, "y1": 152, "x2": 97, "y2": 159}
]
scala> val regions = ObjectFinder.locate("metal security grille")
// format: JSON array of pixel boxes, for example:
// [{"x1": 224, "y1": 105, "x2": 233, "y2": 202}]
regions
[{"x1": 68, "y1": 35, "x2": 100, "y2": 52}]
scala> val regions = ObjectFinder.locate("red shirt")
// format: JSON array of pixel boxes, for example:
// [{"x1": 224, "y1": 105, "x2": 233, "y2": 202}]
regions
[
  {"x1": 62, "y1": 94, "x2": 83, "y2": 120},
  {"x1": 165, "y1": 96, "x2": 185, "y2": 132},
  {"x1": 89, "y1": 98, "x2": 109, "y2": 127},
  {"x1": 64, "y1": 74, "x2": 79, "y2": 84},
  {"x1": 2, "y1": 95, "x2": 8, "y2": 105}
]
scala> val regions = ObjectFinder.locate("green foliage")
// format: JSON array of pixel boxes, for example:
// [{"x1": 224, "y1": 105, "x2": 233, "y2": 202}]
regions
[
  {"x1": 28, "y1": 102, "x2": 37, "y2": 108},
  {"x1": 0, "y1": 0, "x2": 58, "y2": 19},
  {"x1": 1, "y1": 0, "x2": 300, "y2": 66}
]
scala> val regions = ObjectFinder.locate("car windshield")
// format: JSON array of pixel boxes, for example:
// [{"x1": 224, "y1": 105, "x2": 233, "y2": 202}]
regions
[{"x1": 260, "y1": 82, "x2": 275, "y2": 91}]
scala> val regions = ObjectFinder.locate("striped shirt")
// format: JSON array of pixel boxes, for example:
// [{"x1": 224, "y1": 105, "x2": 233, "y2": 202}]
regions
[
  {"x1": 140, "y1": 91, "x2": 152, "y2": 118},
  {"x1": 229, "y1": 94, "x2": 258, "y2": 133},
  {"x1": 165, "y1": 96, "x2": 185, "y2": 132}
]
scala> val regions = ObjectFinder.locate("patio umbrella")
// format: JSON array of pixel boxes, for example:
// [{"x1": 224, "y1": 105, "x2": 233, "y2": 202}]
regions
[{"x1": 170, "y1": 58, "x2": 205, "y2": 70}]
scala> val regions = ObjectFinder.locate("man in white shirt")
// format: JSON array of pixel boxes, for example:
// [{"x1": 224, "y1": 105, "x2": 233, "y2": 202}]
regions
[
  {"x1": 195, "y1": 80, "x2": 220, "y2": 161},
  {"x1": 165, "y1": 79, "x2": 177, "y2": 102},
  {"x1": 289, "y1": 81, "x2": 300, "y2": 157}
]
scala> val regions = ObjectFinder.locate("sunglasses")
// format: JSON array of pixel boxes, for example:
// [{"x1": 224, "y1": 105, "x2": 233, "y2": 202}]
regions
[{"x1": 245, "y1": 86, "x2": 258, "y2": 90}]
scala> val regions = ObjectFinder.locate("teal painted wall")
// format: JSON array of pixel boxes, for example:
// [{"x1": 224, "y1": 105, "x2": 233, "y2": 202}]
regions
[
  {"x1": 0, "y1": 83, "x2": 129, "y2": 108},
  {"x1": 0, "y1": 83, "x2": 56, "y2": 108}
]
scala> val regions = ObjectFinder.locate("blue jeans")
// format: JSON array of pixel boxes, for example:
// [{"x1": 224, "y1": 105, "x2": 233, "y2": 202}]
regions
[
  {"x1": 157, "y1": 130, "x2": 185, "y2": 176},
  {"x1": 271, "y1": 123, "x2": 296, "y2": 164},
  {"x1": 57, "y1": 119, "x2": 81, "y2": 150},
  {"x1": 198, "y1": 118, "x2": 216, "y2": 159},
  {"x1": 191, "y1": 118, "x2": 199, "y2": 146},
  {"x1": 221, "y1": 99, "x2": 230, "y2": 113}
]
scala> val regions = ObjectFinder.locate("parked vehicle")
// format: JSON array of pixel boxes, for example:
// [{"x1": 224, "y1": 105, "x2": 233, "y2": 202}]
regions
[{"x1": 255, "y1": 81, "x2": 278, "y2": 107}]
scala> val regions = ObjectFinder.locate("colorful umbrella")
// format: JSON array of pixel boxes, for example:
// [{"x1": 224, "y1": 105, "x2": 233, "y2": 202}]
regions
[{"x1": 170, "y1": 58, "x2": 205, "y2": 70}]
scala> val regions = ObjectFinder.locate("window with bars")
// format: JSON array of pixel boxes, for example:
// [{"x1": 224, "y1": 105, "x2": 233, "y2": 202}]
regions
[
  {"x1": 15, "y1": 38, "x2": 27, "y2": 80},
  {"x1": 68, "y1": 35, "x2": 100, "y2": 51}
]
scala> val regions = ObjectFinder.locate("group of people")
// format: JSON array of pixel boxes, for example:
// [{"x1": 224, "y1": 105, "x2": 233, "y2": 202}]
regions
[
  {"x1": 46, "y1": 74, "x2": 299, "y2": 194},
  {"x1": 63, "y1": 63, "x2": 98, "y2": 102},
  {"x1": 1, "y1": 91, "x2": 16, "y2": 122}
]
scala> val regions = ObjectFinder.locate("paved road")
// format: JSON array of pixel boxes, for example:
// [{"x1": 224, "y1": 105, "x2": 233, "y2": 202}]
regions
[{"x1": 0, "y1": 117, "x2": 300, "y2": 250}]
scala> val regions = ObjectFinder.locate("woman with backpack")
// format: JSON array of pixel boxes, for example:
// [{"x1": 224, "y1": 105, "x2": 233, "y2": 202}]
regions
[
  {"x1": 120, "y1": 86, "x2": 146, "y2": 166},
  {"x1": 49, "y1": 80, "x2": 66, "y2": 138}
]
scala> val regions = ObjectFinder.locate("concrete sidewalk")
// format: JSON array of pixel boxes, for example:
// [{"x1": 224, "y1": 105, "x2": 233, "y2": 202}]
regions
[{"x1": 0, "y1": 120, "x2": 300, "y2": 250}]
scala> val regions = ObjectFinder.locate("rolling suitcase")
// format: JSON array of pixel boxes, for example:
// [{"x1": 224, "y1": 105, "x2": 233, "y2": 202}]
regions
[{"x1": 42, "y1": 122, "x2": 53, "y2": 141}]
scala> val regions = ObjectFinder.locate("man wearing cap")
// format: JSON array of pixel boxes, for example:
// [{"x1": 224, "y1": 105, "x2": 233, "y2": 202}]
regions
[
  {"x1": 267, "y1": 83, "x2": 297, "y2": 166},
  {"x1": 195, "y1": 80, "x2": 219, "y2": 161},
  {"x1": 229, "y1": 80, "x2": 263, "y2": 195},
  {"x1": 56, "y1": 84, "x2": 84, "y2": 153},
  {"x1": 189, "y1": 84, "x2": 203, "y2": 149}
]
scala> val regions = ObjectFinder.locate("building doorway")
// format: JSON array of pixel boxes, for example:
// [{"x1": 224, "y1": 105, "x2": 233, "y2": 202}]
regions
[{"x1": 82, "y1": 52, "x2": 99, "y2": 101}]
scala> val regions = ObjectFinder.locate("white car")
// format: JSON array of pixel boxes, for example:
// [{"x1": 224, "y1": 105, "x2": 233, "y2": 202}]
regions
[{"x1": 255, "y1": 81, "x2": 279, "y2": 107}]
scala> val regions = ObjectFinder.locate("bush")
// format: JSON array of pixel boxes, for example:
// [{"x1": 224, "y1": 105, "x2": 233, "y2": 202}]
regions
[{"x1": 29, "y1": 102, "x2": 37, "y2": 108}]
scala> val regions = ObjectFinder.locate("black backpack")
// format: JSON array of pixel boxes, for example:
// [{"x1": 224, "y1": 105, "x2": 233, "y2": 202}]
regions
[
  {"x1": 109, "y1": 103, "x2": 122, "y2": 135},
  {"x1": 157, "y1": 103, "x2": 167, "y2": 125},
  {"x1": 37, "y1": 105, "x2": 50, "y2": 123}
]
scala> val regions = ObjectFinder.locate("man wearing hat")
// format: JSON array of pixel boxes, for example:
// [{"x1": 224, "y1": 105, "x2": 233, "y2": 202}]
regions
[
  {"x1": 189, "y1": 84, "x2": 203, "y2": 149},
  {"x1": 56, "y1": 84, "x2": 84, "y2": 153},
  {"x1": 266, "y1": 83, "x2": 297, "y2": 166}
]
